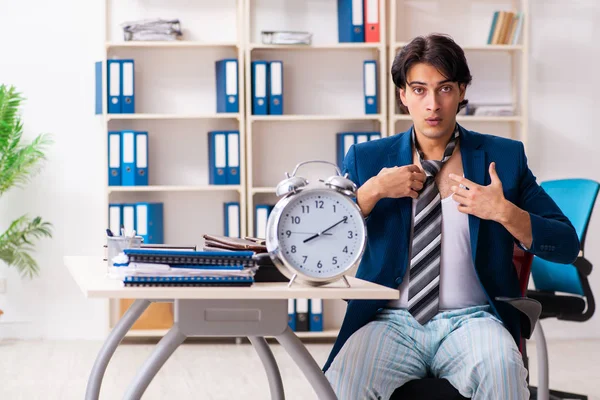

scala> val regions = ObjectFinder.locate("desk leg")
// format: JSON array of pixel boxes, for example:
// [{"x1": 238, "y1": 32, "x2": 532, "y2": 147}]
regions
[
  {"x1": 275, "y1": 327, "x2": 337, "y2": 400},
  {"x1": 249, "y1": 336, "x2": 285, "y2": 400},
  {"x1": 85, "y1": 299, "x2": 151, "y2": 400},
  {"x1": 123, "y1": 323, "x2": 187, "y2": 400}
]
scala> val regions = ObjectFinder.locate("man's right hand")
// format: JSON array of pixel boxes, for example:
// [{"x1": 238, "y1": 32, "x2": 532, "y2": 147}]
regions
[
  {"x1": 356, "y1": 165, "x2": 426, "y2": 217},
  {"x1": 374, "y1": 165, "x2": 427, "y2": 200}
]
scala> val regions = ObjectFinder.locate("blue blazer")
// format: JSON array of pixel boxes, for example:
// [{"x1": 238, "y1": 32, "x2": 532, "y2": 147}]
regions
[{"x1": 323, "y1": 125, "x2": 580, "y2": 372}]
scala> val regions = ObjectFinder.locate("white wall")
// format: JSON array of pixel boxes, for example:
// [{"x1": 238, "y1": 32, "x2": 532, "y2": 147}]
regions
[
  {"x1": 0, "y1": 0, "x2": 107, "y2": 339},
  {"x1": 0, "y1": 0, "x2": 599, "y2": 340},
  {"x1": 526, "y1": 0, "x2": 600, "y2": 338}
]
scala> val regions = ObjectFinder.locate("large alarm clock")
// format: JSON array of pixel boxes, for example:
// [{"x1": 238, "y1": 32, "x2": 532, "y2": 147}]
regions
[{"x1": 265, "y1": 160, "x2": 367, "y2": 287}]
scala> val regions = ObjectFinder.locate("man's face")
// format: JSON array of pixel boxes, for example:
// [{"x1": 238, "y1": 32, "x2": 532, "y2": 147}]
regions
[{"x1": 399, "y1": 62, "x2": 465, "y2": 140}]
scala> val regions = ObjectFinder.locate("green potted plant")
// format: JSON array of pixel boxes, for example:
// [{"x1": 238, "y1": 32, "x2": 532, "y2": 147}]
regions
[{"x1": 0, "y1": 84, "x2": 53, "y2": 282}]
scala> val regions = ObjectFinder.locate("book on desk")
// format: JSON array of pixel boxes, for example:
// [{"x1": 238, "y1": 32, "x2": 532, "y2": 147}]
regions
[{"x1": 120, "y1": 248, "x2": 258, "y2": 287}]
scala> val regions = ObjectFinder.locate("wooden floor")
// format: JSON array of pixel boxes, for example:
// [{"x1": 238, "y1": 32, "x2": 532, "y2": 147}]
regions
[{"x1": 0, "y1": 338, "x2": 599, "y2": 399}]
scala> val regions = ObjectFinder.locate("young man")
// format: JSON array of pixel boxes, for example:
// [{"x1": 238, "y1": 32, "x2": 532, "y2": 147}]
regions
[{"x1": 323, "y1": 34, "x2": 580, "y2": 400}]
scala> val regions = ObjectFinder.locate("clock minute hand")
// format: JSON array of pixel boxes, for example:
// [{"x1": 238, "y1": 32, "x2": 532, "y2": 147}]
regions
[
  {"x1": 303, "y1": 216, "x2": 348, "y2": 243},
  {"x1": 289, "y1": 232, "x2": 333, "y2": 235}
]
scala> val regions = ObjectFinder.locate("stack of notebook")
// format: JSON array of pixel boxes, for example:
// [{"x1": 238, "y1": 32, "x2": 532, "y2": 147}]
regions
[{"x1": 120, "y1": 249, "x2": 257, "y2": 287}]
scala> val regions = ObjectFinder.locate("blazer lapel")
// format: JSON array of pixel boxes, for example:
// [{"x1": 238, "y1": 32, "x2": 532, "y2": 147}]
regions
[
  {"x1": 459, "y1": 125, "x2": 486, "y2": 264},
  {"x1": 387, "y1": 128, "x2": 414, "y2": 243}
]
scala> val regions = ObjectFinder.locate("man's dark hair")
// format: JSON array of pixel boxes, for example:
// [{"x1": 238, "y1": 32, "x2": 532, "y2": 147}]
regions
[{"x1": 391, "y1": 34, "x2": 472, "y2": 114}]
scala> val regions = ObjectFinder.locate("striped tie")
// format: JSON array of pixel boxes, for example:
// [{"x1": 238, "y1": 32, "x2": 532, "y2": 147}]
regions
[{"x1": 407, "y1": 126, "x2": 459, "y2": 324}]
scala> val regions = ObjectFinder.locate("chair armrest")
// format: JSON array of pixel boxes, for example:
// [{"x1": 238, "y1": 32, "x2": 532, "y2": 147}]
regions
[
  {"x1": 496, "y1": 297, "x2": 542, "y2": 339},
  {"x1": 573, "y1": 256, "x2": 592, "y2": 276}
]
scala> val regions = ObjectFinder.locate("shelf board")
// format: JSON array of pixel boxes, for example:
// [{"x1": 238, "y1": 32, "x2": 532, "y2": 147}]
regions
[
  {"x1": 106, "y1": 113, "x2": 240, "y2": 121},
  {"x1": 250, "y1": 114, "x2": 383, "y2": 122},
  {"x1": 250, "y1": 43, "x2": 382, "y2": 50},
  {"x1": 124, "y1": 328, "x2": 339, "y2": 339},
  {"x1": 393, "y1": 42, "x2": 523, "y2": 52},
  {"x1": 392, "y1": 115, "x2": 522, "y2": 123},
  {"x1": 108, "y1": 185, "x2": 242, "y2": 193},
  {"x1": 106, "y1": 41, "x2": 238, "y2": 49},
  {"x1": 251, "y1": 187, "x2": 277, "y2": 194}
]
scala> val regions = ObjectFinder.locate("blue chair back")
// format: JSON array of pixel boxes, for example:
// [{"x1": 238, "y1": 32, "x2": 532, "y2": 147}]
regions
[{"x1": 531, "y1": 179, "x2": 599, "y2": 296}]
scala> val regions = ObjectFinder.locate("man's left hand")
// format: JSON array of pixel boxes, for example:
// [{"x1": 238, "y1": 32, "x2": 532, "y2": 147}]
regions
[{"x1": 449, "y1": 162, "x2": 509, "y2": 223}]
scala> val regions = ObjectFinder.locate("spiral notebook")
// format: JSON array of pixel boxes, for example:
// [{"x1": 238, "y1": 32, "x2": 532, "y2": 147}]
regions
[
  {"x1": 123, "y1": 275, "x2": 253, "y2": 287},
  {"x1": 121, "y1": 249, "x2": 257, "y2": 287},
  {"x1": 123, "y1": 249, "x2": 256, "y2": 267}
]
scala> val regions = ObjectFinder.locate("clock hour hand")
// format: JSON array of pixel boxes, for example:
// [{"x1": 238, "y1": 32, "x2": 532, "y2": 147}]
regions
[{"x1": 303, "y1": 216, "x2": 348, "y2": 243}]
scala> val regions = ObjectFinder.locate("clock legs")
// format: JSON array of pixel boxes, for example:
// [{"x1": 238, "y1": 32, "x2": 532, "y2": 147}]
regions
[
  {"x1": 287, "y1": 273, "x2": 298, "y2": 288},
  {"x1": 287, "y1": 274, "x2": 351, "y2": 288},
  {"x1": 342, "y1": 276, "x2": 351, "y2": 288}
]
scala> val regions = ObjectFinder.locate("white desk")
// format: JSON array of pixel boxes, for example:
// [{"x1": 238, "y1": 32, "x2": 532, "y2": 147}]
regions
[{"x1": 65, "y1": 256, "x2": 399, "y2": 400}]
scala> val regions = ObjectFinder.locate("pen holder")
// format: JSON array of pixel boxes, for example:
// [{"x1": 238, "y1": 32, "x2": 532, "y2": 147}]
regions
[{"x1": 106, "y1": 235, "x2": 143, "y2": 269}]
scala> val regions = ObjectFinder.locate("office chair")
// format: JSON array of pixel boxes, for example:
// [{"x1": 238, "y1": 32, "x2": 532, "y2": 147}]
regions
[
  {"x1": 391, "y1": 244, "x2": 541, "y2": 400},
  {"x1": 525, "y1": 178, "x2": 599, "y2": 400}
]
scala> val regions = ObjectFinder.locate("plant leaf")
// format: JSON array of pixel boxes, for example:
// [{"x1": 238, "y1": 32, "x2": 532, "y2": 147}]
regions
[
  {"x1": 0, "y1": 85, "x2": 53, "y2": 278},
  {"x1": 0, "y1": 215, "x2": 53, "y2": 278}
]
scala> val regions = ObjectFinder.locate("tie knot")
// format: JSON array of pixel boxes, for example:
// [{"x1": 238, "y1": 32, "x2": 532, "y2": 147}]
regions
[
  {"x1": 421, "y1": 160, "x2": 442, "y2": 178},
  {"x1": 412, "y1": 126, "x2": 459, "y2": 179}
]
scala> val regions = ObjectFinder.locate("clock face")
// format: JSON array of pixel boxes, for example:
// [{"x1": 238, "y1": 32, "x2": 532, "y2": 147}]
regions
[{"x1": 275, "y1": 190, "x2": 366, "y2": 279}]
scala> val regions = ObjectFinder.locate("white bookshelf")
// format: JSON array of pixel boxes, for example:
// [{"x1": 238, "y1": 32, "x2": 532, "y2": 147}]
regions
[
  {"x1": 102, "y1": 0, "x2": 248, "y2": 338},
  {"x1": 393, "y1": 115, "x2": 524, "y2": 123},
  {"x1": 106, "y1": 41, "x2": 239, "y2": 49},
  {"x1": 250, "y1": 114, "x2": 384, "y2": 122},
  {"x1": 388, "y1": 0, "x2": 530, "y2": 150},
  {"x1": 251, "y1": 187, "x2": 277, "y2": 194},
  {"x1": 100, "y1": 0, "x2": 530, "y2": 340},
  {"x1": 392, "y1": 42, "x2": 524, "y2": 52},
  {"x1": 106, "y1": 113, "x2": 242, "y2": 121},
  {"x1": 107, "y1": 185, "x2": 243, "y2": 194},
  {"x1": 249, "y1": 43, "x2": 382, "y2": 50},
  {"x1": 242, "y1": 0, "x2": 388, "y2": 340},
  {"x1": 244, "y1": 0, "x2": 388, "y2": 239}
]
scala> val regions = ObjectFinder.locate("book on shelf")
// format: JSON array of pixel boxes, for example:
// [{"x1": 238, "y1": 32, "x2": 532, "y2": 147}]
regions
[
  {"x1": 95, "y1": 59, "x2": 135, "y2": 114},
  {"x1": 336, "y1": 132, "x2": 381, "y2": 169},
  {"x1": 109, "y1": 202, "x2": 164, "y2": 244},
  {"x1": 215, "y1": 59, "x2": 239, "y2": 113},
  {"x1": 337, "y1": 0, "x2": 381, "y2": 43},
  {"x1": 108, "y1": 131, "x2": 148, "y2": 187},
  {"x1": 288, "y1": 299, "x2": 324, "y2": 332},
  {"x1": 224, "y1": 202, "x2": 241, "y2": 238},
  {"x1": 254, "y1": 204, "x2": 274, "y2": 239},
  {"x1": 487, "y1": 11, "x2": 524, "y2": 45},
  {"x1": 251, "y1": 61, "x2": 284, "y2": 115},
  {"x1": 208, "y1": 131, "x2": 241, "y2": 185}
]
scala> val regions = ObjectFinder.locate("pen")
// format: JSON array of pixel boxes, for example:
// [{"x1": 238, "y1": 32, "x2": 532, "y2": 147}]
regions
[
  {"x1": 129, "y1": 230, "x2": 137, "y2": 248},
  {"x1": 106, "y1": 228, "x2": 114, "y2": 237}
]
